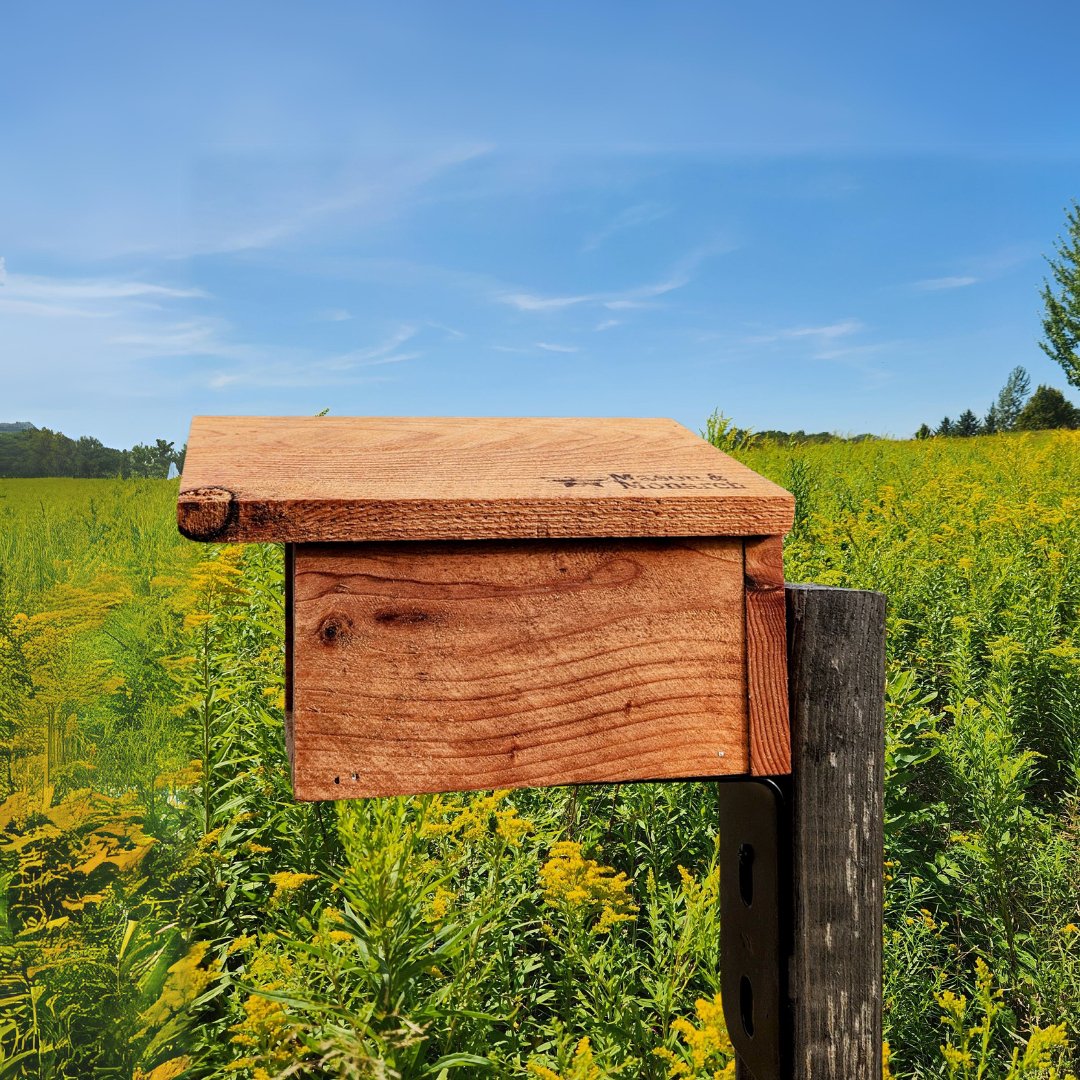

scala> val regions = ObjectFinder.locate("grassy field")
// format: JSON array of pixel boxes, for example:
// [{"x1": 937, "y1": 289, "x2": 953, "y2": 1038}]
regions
[{"x1": 0, "y1": 431, "x2": 1078, "y2": 1079}]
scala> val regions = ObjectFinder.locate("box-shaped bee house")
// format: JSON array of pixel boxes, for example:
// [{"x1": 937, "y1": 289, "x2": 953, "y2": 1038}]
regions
[{"x1": 178, "y1": 417, "x2": 794, "y2": 800}]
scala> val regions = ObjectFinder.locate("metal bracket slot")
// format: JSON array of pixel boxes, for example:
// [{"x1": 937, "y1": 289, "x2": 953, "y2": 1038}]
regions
[{"x1": 718, "y1": 778, "x2": 792, "y2": 1080}]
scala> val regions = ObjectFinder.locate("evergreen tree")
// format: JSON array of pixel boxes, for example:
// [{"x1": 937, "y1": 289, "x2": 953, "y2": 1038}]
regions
[
  {"x1": 1040, "y1": 200, "x2": 1080, "y2": 389},
  {"x1": 993, "y1": 366, "x2": 1031, "y2": 431},
  {"x1": 1015, "y1": 385, "x2": 1080, "y2": 431},
  {"x1": 983, "y1": 405, "x2": 999, "y2": 434},
  {"x1": 955, "y1": 409, "x2": 981, "y2": 437},
  {"x1": 915, "y1": 423, "x2": 933, "y2": 440},
  {"x1": 936, "y1": 416, "x2": 954, "y2": 436}
]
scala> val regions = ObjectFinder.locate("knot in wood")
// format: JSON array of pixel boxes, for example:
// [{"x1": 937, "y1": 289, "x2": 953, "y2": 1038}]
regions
[{"x1": 317, "y1": 612, "x2": 353, "y2": 646}]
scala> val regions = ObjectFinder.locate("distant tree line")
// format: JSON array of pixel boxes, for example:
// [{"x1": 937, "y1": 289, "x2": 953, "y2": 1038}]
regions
[
  {"x1": 702, "y1": 410, "x2": 883, "y2": 449},
  {"x1": 756, "y1": 430, "x2": 882, "y2": 445},
  {"x1": 914, "y1": 366, "x2": 1079, "y2": 439},
  {"x1": 0, "y1": 424, "x2": 186, "y2": 478}
]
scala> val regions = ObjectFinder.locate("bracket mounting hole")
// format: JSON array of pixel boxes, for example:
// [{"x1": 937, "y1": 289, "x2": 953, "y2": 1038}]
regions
[
  {"x1": 738, "y1": 843, "x2": 754, "y2": 907},
  {"x1": 740, "y1": 975, "x2": 755, "y2": 1038}
]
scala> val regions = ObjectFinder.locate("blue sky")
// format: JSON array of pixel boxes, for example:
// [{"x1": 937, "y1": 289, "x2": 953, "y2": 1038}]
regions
[{"x1": 3, "y1": 2, "x2": 1079, "y2": 448}]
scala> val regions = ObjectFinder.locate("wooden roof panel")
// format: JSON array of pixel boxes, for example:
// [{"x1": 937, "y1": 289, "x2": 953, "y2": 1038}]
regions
[{"x1": 178, "y1": 415, "x2": 793, "y2": 541}]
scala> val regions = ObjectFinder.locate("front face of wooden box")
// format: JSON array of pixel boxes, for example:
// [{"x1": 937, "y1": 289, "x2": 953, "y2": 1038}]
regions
[{"x1": 286, "y1": 537, "x2": 752, "y2": 799}]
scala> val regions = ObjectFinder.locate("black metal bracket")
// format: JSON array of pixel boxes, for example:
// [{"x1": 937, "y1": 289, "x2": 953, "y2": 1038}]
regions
[{"x1": 718, "y1": 777, "x2": 792, "y2": 1080}]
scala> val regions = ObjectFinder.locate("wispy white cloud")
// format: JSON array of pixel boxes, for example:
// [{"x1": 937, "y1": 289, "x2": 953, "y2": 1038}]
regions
[
  {"x1": 0, "y1": 272, "x2": 205, "y2": 319},
  {"x1": 0, "y1": 269, "x2": 235, "y2": 362},
  {"x1": 1, "y1": 267, "x2": 256, "y2": 421},
  {"x1": 497, "y1": 239, "x2": 731, "y2": 315},
  {"x1": 107, "y1": 319, "x2": 245, "y2": 358},
  {"x1": 737, "y1": 316, "x2": 892, "y2": 386},
  {"x1": 207, "y1": 372, "x2": 244, "y2": 389},
  {"x1": 499, "y1": 291, "x2": 593, "y2": 312},
  {"x1": 594, "y1": 318, "x2": 620, "y2": 331},
  {"x1": 192, "y1": 145, "x2": 493, "y2": 257},
  {"x1": 1, "y1": 264, "x2": 421, "y2": 407},
  {"x1": 12, "y1": 277, "x2": 205, "y2": 301},
  {"x1": 317, "y1": 308, "x2": 353, "y2": 322},
  {"x1": 322, "y1": 351, "x2": 422, "y2": 370},
  {"x1": 534, "y1": 341, "x2": 578, "y2": 353},
  {"x1": 207, "y1": 362, "x2": 403, "y2": 390},
  {"x1": 0, "y1": 270, "x2": 245, "y2": 366},
  {"x1": 745, "y1": 319, "x2": 864, "y2": 345},
  {"x1": 603, "y1": 277, "x2": 690, "y2": 309},
  {"x1": 0, "y1": 297, "x2": 108, "y2": 319},
  {"x1": 907, "y1": 246, "x2": 1036, "y2": 294},
  {"x1": 426, "y1": 320, "x2": 466, "y2": 339},
  {"x1": 205, "y1": 325, "x2": 422, "y2": 389},
  {"x1": 581, "y1": 201, "x2": 672, "y2": 252},
  {"x1": 812, "y1": 342, "x2": 889, "y2": 363},
  {"x1": 331, "y1": 324, "x2": 418, "y2": 365},
  {"x1": 911, "y1": 275, "x2": 978, "y2": 291},
  {"x1": 498, "y1": 274, "x2": 688, "y2": 313},
  {"x1": 2, "y1": 144, "x2": 496, "y2": 264}
]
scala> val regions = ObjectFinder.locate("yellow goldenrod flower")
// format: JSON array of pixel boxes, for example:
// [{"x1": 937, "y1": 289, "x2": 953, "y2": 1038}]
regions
[
  {"x1": 227, "y1": 934, "x2": 256, "y2": 957},
  {"x1": 268, "y1": 871, "x2": 318, "y2": 899},
  {"x1": 526, "y1": 1036, "x2": 602, "y2": 1080},
  {"x1": 538, "y1": 841, "x2": 637, "y2": 933},
  {"x1": 423, "y1": 884, "x2": 455, "y2": 923},
  {"x1": 657, "y1": 993, "x2": 736, "y2": 1077},
  {"x1": 133, "y1": 1057, "x2": 191, "y2": 1080},
  {"x1": 421, "y1": 789, "x2": 534, "y2": 846}
]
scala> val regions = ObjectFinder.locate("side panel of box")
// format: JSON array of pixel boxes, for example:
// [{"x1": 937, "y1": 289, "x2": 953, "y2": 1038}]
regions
[
  {"x1": 290, "y1": 537, "x2": 751, "y2": 799},
  {"x1": 284, "y1": 543, "x2": 295, "y2": 772},
  {"x1": 744, "y1": 535, "x2": 792, "y2": 775}
]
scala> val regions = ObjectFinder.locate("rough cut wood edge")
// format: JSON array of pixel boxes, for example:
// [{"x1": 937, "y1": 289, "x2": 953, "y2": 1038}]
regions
[
  {"x1": 744, "y1": 536, "x2": 791, "y2": 775},
  {"x1": 178, "y1": 493, "x2": 794, "y2": 544},
  {"x1": 785, "y1": 583, "x2": 885, "y2": 1080}
]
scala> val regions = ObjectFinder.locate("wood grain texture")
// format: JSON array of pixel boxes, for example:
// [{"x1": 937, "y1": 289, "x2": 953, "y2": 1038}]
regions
[
  {"x1": 744, "y1": 536, "x2": 791, "y2": 776},
  {"x1": 785, "y1": 583, "x2": 885, "y2": 1080},
  {"x1": 178, "y1": 416, "x2": 794, "y2": 543},
  {"x1": 289, "y1": 537, "x2": 751, "y2": 798}
]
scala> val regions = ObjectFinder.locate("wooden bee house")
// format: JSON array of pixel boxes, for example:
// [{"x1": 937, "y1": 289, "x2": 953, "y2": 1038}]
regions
[{"x1": 178, "y1": 416, "x2": 794, "y2": 800}]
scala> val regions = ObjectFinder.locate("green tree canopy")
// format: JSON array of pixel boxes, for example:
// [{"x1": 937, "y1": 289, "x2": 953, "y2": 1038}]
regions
[
  {"x1": 1040, "y1": 201, "x2": 1080, "y2": 390},
  {"x1": 993, "y1": 366, "x2": 1031, "y2": 431},
  {"x1": 0, "y1": 426, "x2": 183, "y2": 479},
  {"x1": 1015, "y1": 385, "x2": 1079, "y2": 431}
]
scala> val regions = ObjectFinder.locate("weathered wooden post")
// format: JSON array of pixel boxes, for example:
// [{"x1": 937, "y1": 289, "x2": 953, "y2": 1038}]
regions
[
  {"x1": 723, "y1": 586, "x2": 885, "y2": 1079},
  {"x1": 177, "y1": 415, "x2": 884, "y2": 1080}
]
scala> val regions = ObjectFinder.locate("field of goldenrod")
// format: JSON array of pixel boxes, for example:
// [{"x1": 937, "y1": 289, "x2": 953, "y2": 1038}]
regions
[{"x1": 0, "y1": 430, "x2": 1077, "y2": 1078}]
